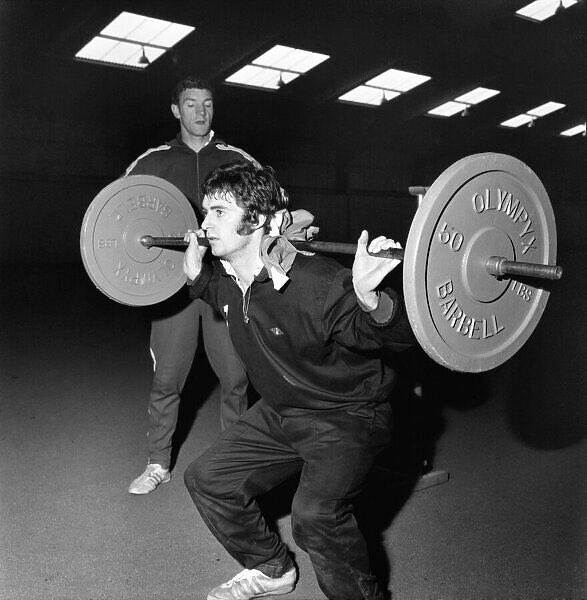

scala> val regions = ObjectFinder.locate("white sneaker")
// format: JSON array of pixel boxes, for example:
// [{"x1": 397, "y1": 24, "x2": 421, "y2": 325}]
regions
[
  {"x1": 128, "y1": 463, "x2": 171, "y2": 494},
  {"x1": 207, "y1": 567, "x2": 296, "y2": 600}
]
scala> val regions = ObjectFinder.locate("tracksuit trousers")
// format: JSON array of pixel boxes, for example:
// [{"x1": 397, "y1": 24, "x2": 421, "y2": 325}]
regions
[
  {"x1": 184, "y1": 398, "x2": 392, "y2": 600},
  {"x1": 147, "y1": 297, "x2": 248, "y2": 469}
]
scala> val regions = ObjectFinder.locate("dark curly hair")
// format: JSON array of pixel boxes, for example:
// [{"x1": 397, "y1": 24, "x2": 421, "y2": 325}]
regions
[
  {"x1": 202, "y1": 162, "x2": 289, "y2": 234},
  {"x1": 171, "y1": 76, "x2": 214, "y2": 106}
]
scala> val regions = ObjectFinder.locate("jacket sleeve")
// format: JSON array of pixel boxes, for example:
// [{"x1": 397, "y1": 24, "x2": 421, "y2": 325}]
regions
[
  {"x1": 322, "y1": 268, "x2": 416, "y2": 353},
  {"x1": 122, "y1": 154, "x2": 156, "y2": 177},
  {"x1": 123, "y1": 161, "x2": 147, "y2": 177},
  {"x1": 121, "y1": 145, "x2": 170, "y2": 177}
]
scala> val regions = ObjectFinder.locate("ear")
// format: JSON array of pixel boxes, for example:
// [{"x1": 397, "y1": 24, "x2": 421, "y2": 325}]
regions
[{"x1": 171, "y1": 104, "x2": 180, "y2": 119}]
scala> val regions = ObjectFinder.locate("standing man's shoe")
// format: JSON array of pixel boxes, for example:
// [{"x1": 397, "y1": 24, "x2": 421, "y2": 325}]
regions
[{"x1": 128, "y1": 464, "x2": 171, "y2": 494}]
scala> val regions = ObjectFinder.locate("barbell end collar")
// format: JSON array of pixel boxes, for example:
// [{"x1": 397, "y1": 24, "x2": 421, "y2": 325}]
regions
[
  {"x1": 140, "y1": 235, "x2": 210, "y2": 248},
  {"x1": 486, "y1": 256, "x2": 563, "y2": 281},
  {"x1": 140, "y1": 235, "x2": 188, "y2": 248},
  {"x1": 140, "y1": 235, "x2": 155, "y2": 248}
]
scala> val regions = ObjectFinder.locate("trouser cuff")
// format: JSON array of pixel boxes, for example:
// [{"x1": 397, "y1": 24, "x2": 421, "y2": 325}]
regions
[{"x1": 255, "y1": 555, "x2": 295, "y2": 578}]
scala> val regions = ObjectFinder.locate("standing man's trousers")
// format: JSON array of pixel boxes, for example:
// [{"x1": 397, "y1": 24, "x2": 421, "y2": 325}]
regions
[{"x1": 147, "y1": 297, "x2": 248, "y2": 469}]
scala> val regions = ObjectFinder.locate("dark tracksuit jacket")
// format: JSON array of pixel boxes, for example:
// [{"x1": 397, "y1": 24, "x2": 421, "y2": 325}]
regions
[{"x1": 190, "y1": 252, "x2": 415, "y2": 410}]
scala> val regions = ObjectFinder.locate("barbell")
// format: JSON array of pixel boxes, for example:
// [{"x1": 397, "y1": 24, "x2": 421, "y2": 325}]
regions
[{"x1": 80, "y1": 153, "x2": 562, "y2": 373}]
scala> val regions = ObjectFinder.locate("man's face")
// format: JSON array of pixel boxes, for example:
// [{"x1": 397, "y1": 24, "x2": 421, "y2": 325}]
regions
[
  {"x1": 171, "y1": 87, "x2": 213, "y2": 138},
  {"x1": 201, "y1": 191, "x2": 254, "y2": 260}
]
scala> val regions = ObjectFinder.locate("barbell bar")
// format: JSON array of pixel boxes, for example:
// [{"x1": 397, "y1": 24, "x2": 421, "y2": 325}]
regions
[
  {"x1": 80, "y1": 153, "x2": 562, "y2": 372},
  {"x1": 139, "y1": 235, "x2": 562, "y2": 281}
]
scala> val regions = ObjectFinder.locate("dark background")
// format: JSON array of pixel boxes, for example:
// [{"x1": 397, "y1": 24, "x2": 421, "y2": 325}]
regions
[
  {"x1": 0, "y1": 0, "x2": 585, "y2": 263},
  {"x1": 0, "y1": 1, "x2": 585, "y2": 598}
]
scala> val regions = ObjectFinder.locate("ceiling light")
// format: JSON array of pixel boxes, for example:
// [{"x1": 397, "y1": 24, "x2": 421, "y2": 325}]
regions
[
  {"x1": 225, "y1": 45, "x2": 329, "y2": 91},
  {"x1": 138, "y1": 46, "x2": 150, "y2": 65},
  {"x1": 515, "y1": 0, "x2": 578, "y2": 22},
  {"x1": 75, "y1": 12, "x2": 194, "y2": 70}
]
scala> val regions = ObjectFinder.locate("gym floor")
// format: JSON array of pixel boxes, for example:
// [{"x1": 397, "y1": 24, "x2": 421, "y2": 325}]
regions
[{"x1": 1, "y1": 261, "x2": 585, "y2": 600}]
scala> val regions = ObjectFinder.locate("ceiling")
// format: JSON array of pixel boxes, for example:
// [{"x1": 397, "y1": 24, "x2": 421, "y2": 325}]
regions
[{"x1": 1, "y1": 0, "x2": 585, "y2": 176}]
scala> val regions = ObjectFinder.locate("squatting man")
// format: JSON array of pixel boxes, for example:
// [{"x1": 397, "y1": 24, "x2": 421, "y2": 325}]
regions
[{"x1": 182, "y1": 161, "x2": 415, "y2": 600}]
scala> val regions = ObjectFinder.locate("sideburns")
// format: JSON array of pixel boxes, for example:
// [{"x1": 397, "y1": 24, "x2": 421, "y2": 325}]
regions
[{"x1": 236, "y1": 217, "x2": 256, "y2": 236}]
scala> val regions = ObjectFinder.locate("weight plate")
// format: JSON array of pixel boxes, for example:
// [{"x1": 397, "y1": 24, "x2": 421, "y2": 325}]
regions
[
  {"x1": 80, "y1": 175, "x2": 198, "y2": 306},
  {"x1": 403, "y1": 153, "x2": 557, "y2": 373}
]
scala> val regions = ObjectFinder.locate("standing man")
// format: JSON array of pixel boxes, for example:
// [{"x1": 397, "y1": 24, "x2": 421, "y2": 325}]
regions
[
  {"x1": 182, "y1": 162, "x2": 415, "y2": 600},
  {"x1": 126, "y1": 77, "x2": 257, "y2": 495}
]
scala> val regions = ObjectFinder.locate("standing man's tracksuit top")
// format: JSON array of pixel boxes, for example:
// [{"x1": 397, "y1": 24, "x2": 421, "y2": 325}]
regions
[
  {"x1": 124, "y1": 131, "x2": 259, "y2": 462},
  {"x1": 125, "y1": 132, "x2": 259, "y2": 217}
]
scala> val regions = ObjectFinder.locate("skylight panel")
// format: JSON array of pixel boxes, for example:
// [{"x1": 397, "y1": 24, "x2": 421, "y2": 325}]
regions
[
  {"x1": 527, "y1": 101, "x2": 566, "y2": 117},
  {"x1": 500, "y1": 114, "x2": 536, "y2": 128},
  {"x1": 427, "y1": 87, "x2": 500, "y2": 118},
  {"x1": 114, "y1": 16, "x2": 168, "y2": 43},
  {"x1": 500, "y1": 101, "x2": 565, "y2": 128},
  {"x1": 516, "y1": 0, "x2": 578, "y2": 22},
  {"x1": 366, "y1": 68, "x2": 431, "y2": 93},
  {"x1": 225, "y1": 45, "x2": 329, "y2": 91},
  {"x1": 454, "y1": 87, "x2": 500, "y2": 105},
  {"x1": 103, "y1": 40, "x2": 142, "y2": 64},
  {"x1": 253, "y1": 45, "x2": 328, "y2": 72},
  {"x1": 75, "y1": 12, "x2": 194, "y2": 70},
  {"x1": 560, "y1": 124, "x2": 586, "y2": 137},
  {"x1": 338, "y1": 68, "x2": 430, "y2": 107},
  {"x1": 428, "y1": 101, "x2": 469, "y2": 117},
  {"x1": 339, "y1": 86, "x2": 401, "y2": 106},
  {"x1": 100, "y1": 12, "x2": 142, "y2": 38},
  {"x1": 150, "y1": 24, "x2": 194, "y2": 48},
  {"x1": 78, "y1": 37, "x2": 115, "y2": 58},
  {"x1": 76, "y1": 38, "x2": 166, "y2": 66},
  {"x1": 225, "y1": 65, "x2": 300, "y2": 90},
  {"x1": 253, "y1": 45, "x2": 292, "y2": 66}
]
